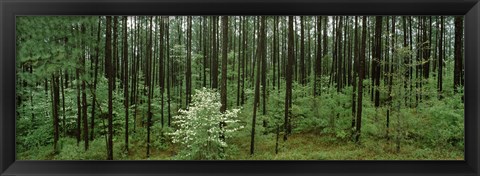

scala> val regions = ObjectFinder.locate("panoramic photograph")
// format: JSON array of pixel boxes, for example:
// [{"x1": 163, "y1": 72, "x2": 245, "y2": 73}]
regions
[{"x1": 16, "y1": 16, "x2": 464, "y2": 160}]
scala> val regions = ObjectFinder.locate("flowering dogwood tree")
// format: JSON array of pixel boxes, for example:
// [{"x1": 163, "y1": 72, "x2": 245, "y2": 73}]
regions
[{"x1": 169, "y1": 88, "x2": 243, "y2": 159}]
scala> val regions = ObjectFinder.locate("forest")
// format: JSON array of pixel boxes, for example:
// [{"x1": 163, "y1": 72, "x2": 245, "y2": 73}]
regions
[{"x1": 16, "y1": 16, "x2": 464, "y2": 160}]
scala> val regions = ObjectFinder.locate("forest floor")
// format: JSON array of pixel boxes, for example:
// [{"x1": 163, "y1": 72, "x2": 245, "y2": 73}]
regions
[
  {"x1": 17, "y1": 130, "x2": 463, "y2": 160},
  {"x1": 134, "y1": 131, "x2": 463, "y2": 160}
]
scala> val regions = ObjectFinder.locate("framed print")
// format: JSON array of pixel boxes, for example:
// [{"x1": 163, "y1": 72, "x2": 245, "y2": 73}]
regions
[{"x1": 1, "y1": 0, "x2": 480, "y2": 175}]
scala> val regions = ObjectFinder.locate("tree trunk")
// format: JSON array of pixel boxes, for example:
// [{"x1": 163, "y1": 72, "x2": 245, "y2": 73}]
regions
[
  {"x1": 166, "y1": 19, "x2": 172, "y2": 127},
  {"x1": 76, "y1": 63, "x2": 81, "y2": 146},
  {"x1": 106, "y1": 16, "x2": 114, "y2": 160},
  {"x1": 52, "y1": 74, "x2": 60, "y2": 152},
  {"x1": 186, "y1": 16, "x2": 192, "y2": 108},
  {"x1": 284, "y1": 16, "x2": 294, "y2": 141},
  {"x1": 220, "y1": 16, "x2": 228, "y2": 143},
  {"x1": 351, "y1": 16, "x2": 359, "y2": 129},
  {"x1": 221, "y1": 16, "x2": 228, "y2": 113},
  {"x1": 437, "y1": 16, "x2": 444, "y2": 99},
  {"x1": 237, "y1": 17, "x2": 243, "y2": 107},
  {"x1": 273, "y1": 17, "x2": 277, "y2": 91},
  {"x1": 261, "y1": 18, "x2": 267, "y2": 115},
  {"x1": 90, "y1": 17, "x2": 101, "y2": 141},
  {"x1": 80, "y1": 24, "x2": 89, "y2": 151},
  {"x1": 386, "y1": 17, "x2": 395, "y2": 139},
  {"x1": 113, "y1": 17, "x2": 118, "y2": 91},
  {"x1": 315, "y1": 16, "x2": 322, "y2": 96},
  {"x1": 250, "y1": 16, "x2": 265, "y2": 155},
  {"x1": 61, "y1": 71, "x2": 66, "y2": 137},
  {"x1": 146, "y1": 16, "x2": 153, "y2": 158},
  {"x1": 300, "y1": 16, "x2": 306, "y2": 85},
  {"x1": 122, "y1": 16, "x2": 129, "y2": 152},
  {"x1": 203, "y1": 17, "x2": 208, "y2": 88},
  {"x1": 241, "y1": 18, "x2": 247, "y2": 106},
  {"x1": 454, "y1": 16, "x2": 463, "y2": 94},
  {"x1": 212, "y1": 17, "x2": 219, "y2": 89},
  {"x1": 402, "y1": 17, "x2": 409, "y2": 106},
  {"x1": 374, "y1": 16, "x2": 382, "y2": 108},
  {"x1": 159, "y1": 17, "x2": 165, "y2": 127},
  {"x1": 355, "y1": 16, "x2": 367, "y2": 143}
]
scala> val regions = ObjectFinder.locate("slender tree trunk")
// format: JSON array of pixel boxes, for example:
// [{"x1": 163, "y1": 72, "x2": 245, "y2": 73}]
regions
[
  {"x1": 374, "y1": 16, "x2": 382, "y2": 108},
  {"x1": 454, "y1": 16, "x2": 463, "y2": 94},
  {"x1": 261, "y1": 18, "x2": 267, "y2": 116},
  {"x1": 60, "y1": 71, "x2": 66, "y2": 137},
  {"x1": 351, "y1": 16, "x2": 359, "y2": 129},
  {"x1": 221, "y1": 16, "x2": 228, "y2": 113},
  {"x1": 146, "y1": 16, "x2": 153, "y2": 158},
  {"x1": 336, "y1": 16, "x2": 343, "y2": 92},
  {"x1": 386, "y1": 17, "x2": 395, "y2": 139},
  {"x1": 315, "y1": 16, "x2": 322, "y2": 96},
  {"x1": 122, "y1": 16, "x2": 129, "y2": 152},
  {"x1": 323, "y1": 17, "x2": 328, "y2": 72},
  {"x1": 76, "y1": 62, "x2": 81, "y2": 146},
  {"x1": 402, "y1": 17, "x2": 409, "y2": 106},
  {"x1": 212, "y1": 17, "x2": 219, "y2": 89},
  {"x1": 250, "y1": 16, "x2": 265, "y2": 155},
  {"x1": 80, "y1": 24, "x2": 89, "y2": 151},
  {"x1": 273, "y1": 17, "x2": 277, "y2": 91},
  {"x1": 106, "y1": 16, "x2": 114, "y2": 160},
  {"x1": 167, "y1": 19, "x2": 172, "y2": 127},
  {"x1": 284, "y1": 16, "x2": 294, "y2": 141},
  {"x1": 241, "y1": 18, "x2": 247, "y2": 106},
  {"x1": 355, "y1": 16, "x2": 367, "y2": 143},
  {"x1": 408, "y1": 17, "x2": 414, "y2": 107},
  {"x1": 203, "y1": 17, "x2": 208, "y2": 88},
  {"x1": 90, "y1": 17, "x2": 101, "y2": 141},
  {"x1": 278, "y1": 17, "x2": 282, "y2": 91},
  {"x1": 437, "y1": 16, "x2": 444, "y2": 99},
  {"x1": 219, "y1": 16, "x2": 229, "y2": 144},
  {"x1": 186, "y1": 16, "x2": 192, "y2": 108},
  {"x1": 52, "y1": 74, "x2": 60, "y2": 152},
  {"x1": 113, "y1": 17, "x2": 118, "y2": 91},
  {"x1": 159, "y1": 17, "x2": 165, "y2": 127},
  {"x1": 237, "y1": 17, "x2": 243, "y2": 106},
  {"x1": 300, "y1": 16, "x2": 306, "y2": 85}
]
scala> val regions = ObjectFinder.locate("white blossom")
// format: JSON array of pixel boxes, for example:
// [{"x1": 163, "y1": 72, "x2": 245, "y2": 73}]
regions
[{"x1": 167, "y1": 88, "x2": 243, "y2": 159}]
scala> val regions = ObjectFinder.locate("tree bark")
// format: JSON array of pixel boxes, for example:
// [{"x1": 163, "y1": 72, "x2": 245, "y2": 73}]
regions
[
  {"x1": 315, "y1": 16, "x2": 322, "y2": 96},
  {"x1": 52, "y1": 74, "x2": 60, "y2": 152},
  {"x1": 355, "y1": 16, "x2": 367, "y2": 143},
  {"x1": 250, "y1": 16, "x2": 265, "y2": 155},
  {"x1": 300, "y1": 16, "x2": 306, "y2": 85},
  {"x1": 80, "y1": 24, "x2": 89, "y2": 151},
  {"x1": 122, "y1": 16, "x2": 129, "y2": 152},
  {"x1": 105, "y1": 16, "x2": 114, "y2": 160},
  {"x1": 351, "y1": 16, "x2": 359, "y2": 129},
  {"x1": 374, "y1": 16, "x2": 382, "y2": 108},
  {"x1": 90, "y1": 17, "x2": 101, "y2": 141},
  {"x1": 454, "y1": 16, "x2": 463, "y2": 94},
  {"x1": 146, "y1": 16, "x2": 153, "y2": 158},
  {"x1": 212, "y1": 17, "x2": 219, "y2": 89},
  {"x1": 437, "y1": 16, "x2": 444, "y2": 99},
  {"x1": 221, "y1": 16, "x2": 228, "y2": 113},
  {"x1": 284, "y1": 16, "x2": 295, "y2": 141},
  {"x1": 186, "y1": 16, "x2": 192, "y2": 108}
]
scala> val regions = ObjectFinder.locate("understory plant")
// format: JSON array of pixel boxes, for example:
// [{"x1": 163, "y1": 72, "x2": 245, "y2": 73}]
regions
[{"x1": 169, "y1": 88, "x2": 243, "y2": 160}]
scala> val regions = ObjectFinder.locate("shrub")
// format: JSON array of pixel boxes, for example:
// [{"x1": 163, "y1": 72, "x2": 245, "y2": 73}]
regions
[{"x1": 168, "y1": 88, "x2": 244, "y2": 160}]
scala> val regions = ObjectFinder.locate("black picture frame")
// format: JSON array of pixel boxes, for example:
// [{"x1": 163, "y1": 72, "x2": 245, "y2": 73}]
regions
[{"x1": 1, "y1": 0, "x2": 479, "y2": 175}]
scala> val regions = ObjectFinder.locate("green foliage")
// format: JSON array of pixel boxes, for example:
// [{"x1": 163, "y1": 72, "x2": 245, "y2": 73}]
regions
[
  {"x1": 16, "y1": 86, "x2": 54, "y2": 152},
  {"x1": 291, "y1": 84, "x2": 353, "y2": 139},
  {"x1": 151, "y1": 124, "x2": 173, "y2": 151},
  {"x1": 418, "y1": 91, "x2": 464, "y2": 148},
  {"x1": 15, "y1": 16, "x2": 464, "y2": 161}
]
